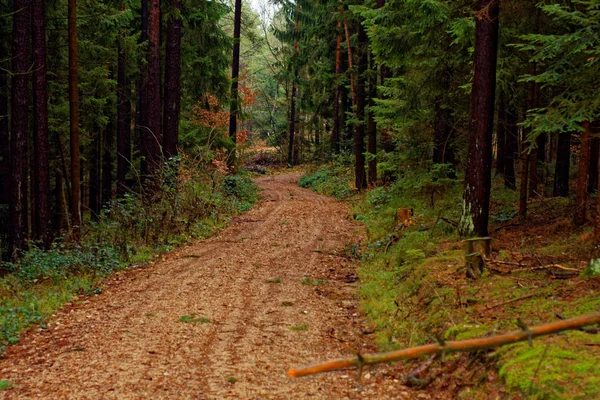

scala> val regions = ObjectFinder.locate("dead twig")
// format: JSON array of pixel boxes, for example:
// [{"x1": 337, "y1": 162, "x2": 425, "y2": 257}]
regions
[
  {"x1": 485, "y1": 293, "x2": 537, "y2": 310},
  {"x1": 288, "y1": 312, "x2": 600, "y2": 378}
]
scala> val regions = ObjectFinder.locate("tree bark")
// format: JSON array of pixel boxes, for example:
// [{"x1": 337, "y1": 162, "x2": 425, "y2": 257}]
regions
[
  {"x1": 163, "y1": 0, "x2": 182, "y2": 161},
  {"x1": 0, "y1": 41, "x2": 10, "y2": 205},
  {"x1": 496, "y1": 95, "x2": 506, "y2": 176},
  {"x1": 574, "y1": 122, "x2": 591, "y2": 226},
  {"x1": 137, "y1": 0, "x2": 149, "y2": 177},
  {"x1": 32, "y1": 0, "x2": 51, "y2": 246},
  {"x1": 228, "y1": 0, "x2": 242, "y2": 166},
  {"x1": 504, "y1": 106, "x2": 517, "y2": 189},
  {"x1": 10, "y1": 0, "x2": 32, "y2": 256},
  {"x1": 89, "y1": 136, "x2": 100, "y2": 219},
  {"x1": 116, "y1": 24, "x2": 131, "y2": 197},
  {"x1": 553, "y1": 131, "x2": 571, "y2": 197},
  {"x1": 459, "y1": 0, "x2": 500, "y2": 237},
  {"x1": 587, "y1": 131, "x2": 599, "y2": 194},
  {"x1": 288, "y1": 82, "x2": 297, "y2": 166},
  {"x1": 332, "y1": 18, "x2": 342, "y2": 154},
  {"x1": 68, "y1": 0, "x2": 81, "y2": 239},
  {"x1": 144, "y1": 0, "x2": 162, "y2": 178},
  {"x1": 367, "y1": 50, "x2": 377, "y2": 186},
  {"x1": 354, "y1": 22, "x2": 367, "y2": 191},
  {"x1": 102, "y1": 120, "x2": 114, "y2": 207}
]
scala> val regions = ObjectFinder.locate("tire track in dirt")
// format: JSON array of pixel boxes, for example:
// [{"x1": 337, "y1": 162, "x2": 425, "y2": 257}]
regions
[{"x1": 0, "y1": 172, "x2": 417, "y2": 399}]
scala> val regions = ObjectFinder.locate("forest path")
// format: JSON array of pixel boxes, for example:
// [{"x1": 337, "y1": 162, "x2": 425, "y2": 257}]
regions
[{"x1": 0, "y1": 173, "x2": 416, "y2": 399}]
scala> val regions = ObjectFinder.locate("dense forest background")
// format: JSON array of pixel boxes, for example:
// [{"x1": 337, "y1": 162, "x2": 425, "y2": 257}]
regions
[{"x1": 0, "y1": 0, "x2": 600, "y2": 396}]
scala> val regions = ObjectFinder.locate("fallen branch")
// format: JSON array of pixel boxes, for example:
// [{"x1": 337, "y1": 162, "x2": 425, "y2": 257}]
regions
[
  {"x1": 485, "y1": 293, "x2": 537, "y2": 310},
  {"x1": 287, "y1": 312, "x2": 600, "y2": 378}
]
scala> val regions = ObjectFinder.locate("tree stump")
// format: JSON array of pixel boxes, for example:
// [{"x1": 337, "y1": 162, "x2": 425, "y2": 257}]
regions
[
  {"x1": 466, "y1": 252, "x2": 484, "y2": 279},
  {"x1": 396, "y1": 208, "x2": 414, "y2": 226},
  {"x1": 466, "y1": 237, "x2": 492, "y2": 258}
]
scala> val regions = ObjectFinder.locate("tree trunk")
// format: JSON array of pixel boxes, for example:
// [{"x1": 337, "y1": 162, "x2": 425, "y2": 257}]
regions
[
  {"x1": 32, "y1": 0, "x2": 51, "y2": 246},
  {"x1": 144, "y1": 0, "x2": 162, "y2": 178},
  {"x1": 496, "y1": 95, "x2": 506, "y2": 176},
  {"x1": 332, "y1": 18, "x2": 342, "y2": 154},
  {"x1": 116, "y1": 25, "x2": 131, "y2": 197},
  {"x1": 518, "y1": 151, "x2": 529, "y2": 221},
  {"x1": 0, "y1": 41, "x2": 10, "y2": 205},
  {"x1": 163, "y1": 0, "x2": 182, "y2": 161},
  {"x1": 102, "y1": 121, "x2": 114, "y2": 207},
  {"x1": 344, "y1": 21, "x2": 356, "y2": 108},
  {"x1": 527, "y1": 65, "x2": 541, "y2": 198},
  {"x1": 553, "y1": 131, "x2": 571, "y2": 197},
  {"x1": 587, "y1": 132, "x2": 599, "y2": 194},
  {"x1": 367, "y1": 50, "x2": 377, "y2": 186},
  {"x1": 288, "y1": 82, "x2": 297, "y2": 166},
  {"x1": 354, "y1": 22, "x2": 367, "y2": 191},
  {"x1": 228, "y1": 0, "x2": 242, "y2": 166},
  {"x1": 68, "y1": 0, "x2": 81, "y2": 239},
  {"x1": 459, "y1": 0, "x2": 500, "y2": 237},
  {"x1": 89, "y1": 136, "x2": 100, "y2": 219},
  {"x1": 574, "y1": 122, "x2": 591, "y2": 226},
  {"x1": 9, "y1": 0, "x2": 32, "y2": 256},
  {"x1": 137, "y1": 0, "x2": 149, "y2": 177},
  {"x1": 504, "y1": 106, "x2": 517, "y2": 189}
]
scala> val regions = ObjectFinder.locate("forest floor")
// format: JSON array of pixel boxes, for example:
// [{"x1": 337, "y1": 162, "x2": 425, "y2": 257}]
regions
[{"x1": 0, "y1": 172, "x2": 431, "y2": 399}]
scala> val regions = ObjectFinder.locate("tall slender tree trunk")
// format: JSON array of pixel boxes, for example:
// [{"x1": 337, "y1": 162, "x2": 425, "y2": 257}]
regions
[
  {"x1": 587, "y1": 132, "x2": 599, "y2": 194},
  {"x1": 459, "y1": 0, "x2": 500, "y2": 237},
  {"x1": 344, "y1": 21, "x2": 356, "y2": 109},
  {"x1": 0, "y1": 41, "x2": 10, "y2": 206},
  {"x1": 89, "y1": 136, "x2": 100, "y2": 219},
  {"x1": 116, "y1": 23, "x2": 131, "y2": 197},
  {"x1": 553, "y1": 131, "x2": 571, "y2": 197},
  {"x1": 496, "y1": 95, "x2": 506, "y2": 176},
  {"x1": 288, "y1": 83, "x2": 297, "y2": 166},
  {"x1": 354, "y1": 22, "x2": 367, "y2": 191},
  {"x1": 367, "y1": 50, "x2": 377, "y2": 186},
  {"x1": 332, "y1": 18, "x2": 342, "y2": 153},
  {"x1": 163, "y1": 0, "x2": 182, "y2": 161},
  {"x1": 10, "y1": 0, "x2": 32, "y2": 256},
  {"x1": 228, "y1": 0, "x2": 242, "y2": 166},
  {"x1": 527, "y1": 64, "x2": 540, "y2": 198},
  {"x1": 144, "y1": 0, "x2": 162, "y2": 178},
  {"x1": 504, "y1": 106, "x2": 517, "y2": 189},
  {"x1": 574, "y1": 122, "x2": 591, "y2": 226},
  {"x1": 138, "y1": 0, "x2": 149, "y2": 177},
  {"x1": 32, "y1": 0, "x2": 51, "y2": 246},
  {"x1": 68, "y1": 0, "x2": 81, "y2": 239},
  {"x1": 102, "y1": 120, "x2": 114, "y2": 207}
]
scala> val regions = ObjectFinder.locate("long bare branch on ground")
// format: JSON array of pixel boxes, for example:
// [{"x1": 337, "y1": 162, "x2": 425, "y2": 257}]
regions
[{"x1": 288, "y1": 312, "x2": 600, "y2": 378}]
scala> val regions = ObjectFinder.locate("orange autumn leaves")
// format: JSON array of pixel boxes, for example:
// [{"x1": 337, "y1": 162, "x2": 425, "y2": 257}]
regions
[{"x1": 191, "y1": 78, "x2": 257, "y2": 144}]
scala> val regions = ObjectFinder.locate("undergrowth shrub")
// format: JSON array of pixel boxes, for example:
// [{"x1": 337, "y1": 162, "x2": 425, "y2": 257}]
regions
[
  {"x1": 299, "y1": 155, "x2": 355, "y2": 199},
  {"x1": 0, "y1": 152, "x2": 259, "y2": 354}
]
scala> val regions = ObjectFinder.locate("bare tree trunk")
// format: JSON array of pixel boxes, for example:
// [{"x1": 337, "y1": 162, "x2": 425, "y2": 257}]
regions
[
  {"x1": 228, "y1": 0, "x2": 242, "y2": 166},
  {"x1": 527, "y1": 65, "x2": 540, "y2": 198},
  {"x1": 354, "y1": 22, "x2": 367, "y2": 191},
  {"x1": 137, "y1": 0, "x2": 149, "y2": 177},
  {"x1": 496, "y1": 94, "x2": 506, "y2": 176},
  {"x1": 587, "y1": 130, "x2": 599, "y2": 194},
  {"x1": 116, "y1": 23, "x2": 131, "y2": 197},
  {"x1": 89, "y1": 136, "x2": 100, "y2": 219},
  {"x1": 0, "y1": 44, "x2": 8, "y2": 206},
  {"x1": 343, "y1": 21, "x2": 356, "y2": 108},
  {"x1": 68, "y1": 0, "x2": 81, "y2": 239},
  {"x1": 32, "y1": 0, "x2": 51, "y2": 246},
  {"x1": 574, "y1": 122, "x2": 591, "y2": 226},
  {"x1": 102, "y1": 121, "x2": 114, "y2": 207},
  {"x1": 288, "y1": 83, "x2": 297, "y2": 166},
  {"x1": 163, "y1": 0, "x2": 182, "y2": 161},
  {"x1": 459, "y1": 0, "x2": 500, "y2": 237},
  {"x1": 504, "y1": 106, "x2": 517, "y2": 189},
  {"x1": 144, "y1": 0, "x2": 162, "y2": 178},
  {"x1": 332, "y1": 18, "x2": 342, "y2": 153},
  {"x1": 367, "y1": 50, "x2": 377, "y2": 186},
  {"x1": 10, "y1": 0, "x2": 32, "y2": 256},
  {"x1": 553, "y1": 131, "x2": 571, "y2": 197}
]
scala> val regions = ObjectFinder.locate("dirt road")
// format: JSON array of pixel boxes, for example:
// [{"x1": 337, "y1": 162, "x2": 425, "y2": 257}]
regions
[{"x1": 0, "y1": 173, "x2": 413, "y2": 399}]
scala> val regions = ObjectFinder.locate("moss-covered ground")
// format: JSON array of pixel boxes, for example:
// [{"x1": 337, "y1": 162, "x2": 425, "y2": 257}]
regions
[{"x1": 301, "y1": 164, "x2": 600, "y2": 399}]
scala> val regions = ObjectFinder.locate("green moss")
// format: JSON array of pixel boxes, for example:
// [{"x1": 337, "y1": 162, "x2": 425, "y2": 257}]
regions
[{"x1": 499, "y1": 336, "x2": 600, "y2": 399}]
